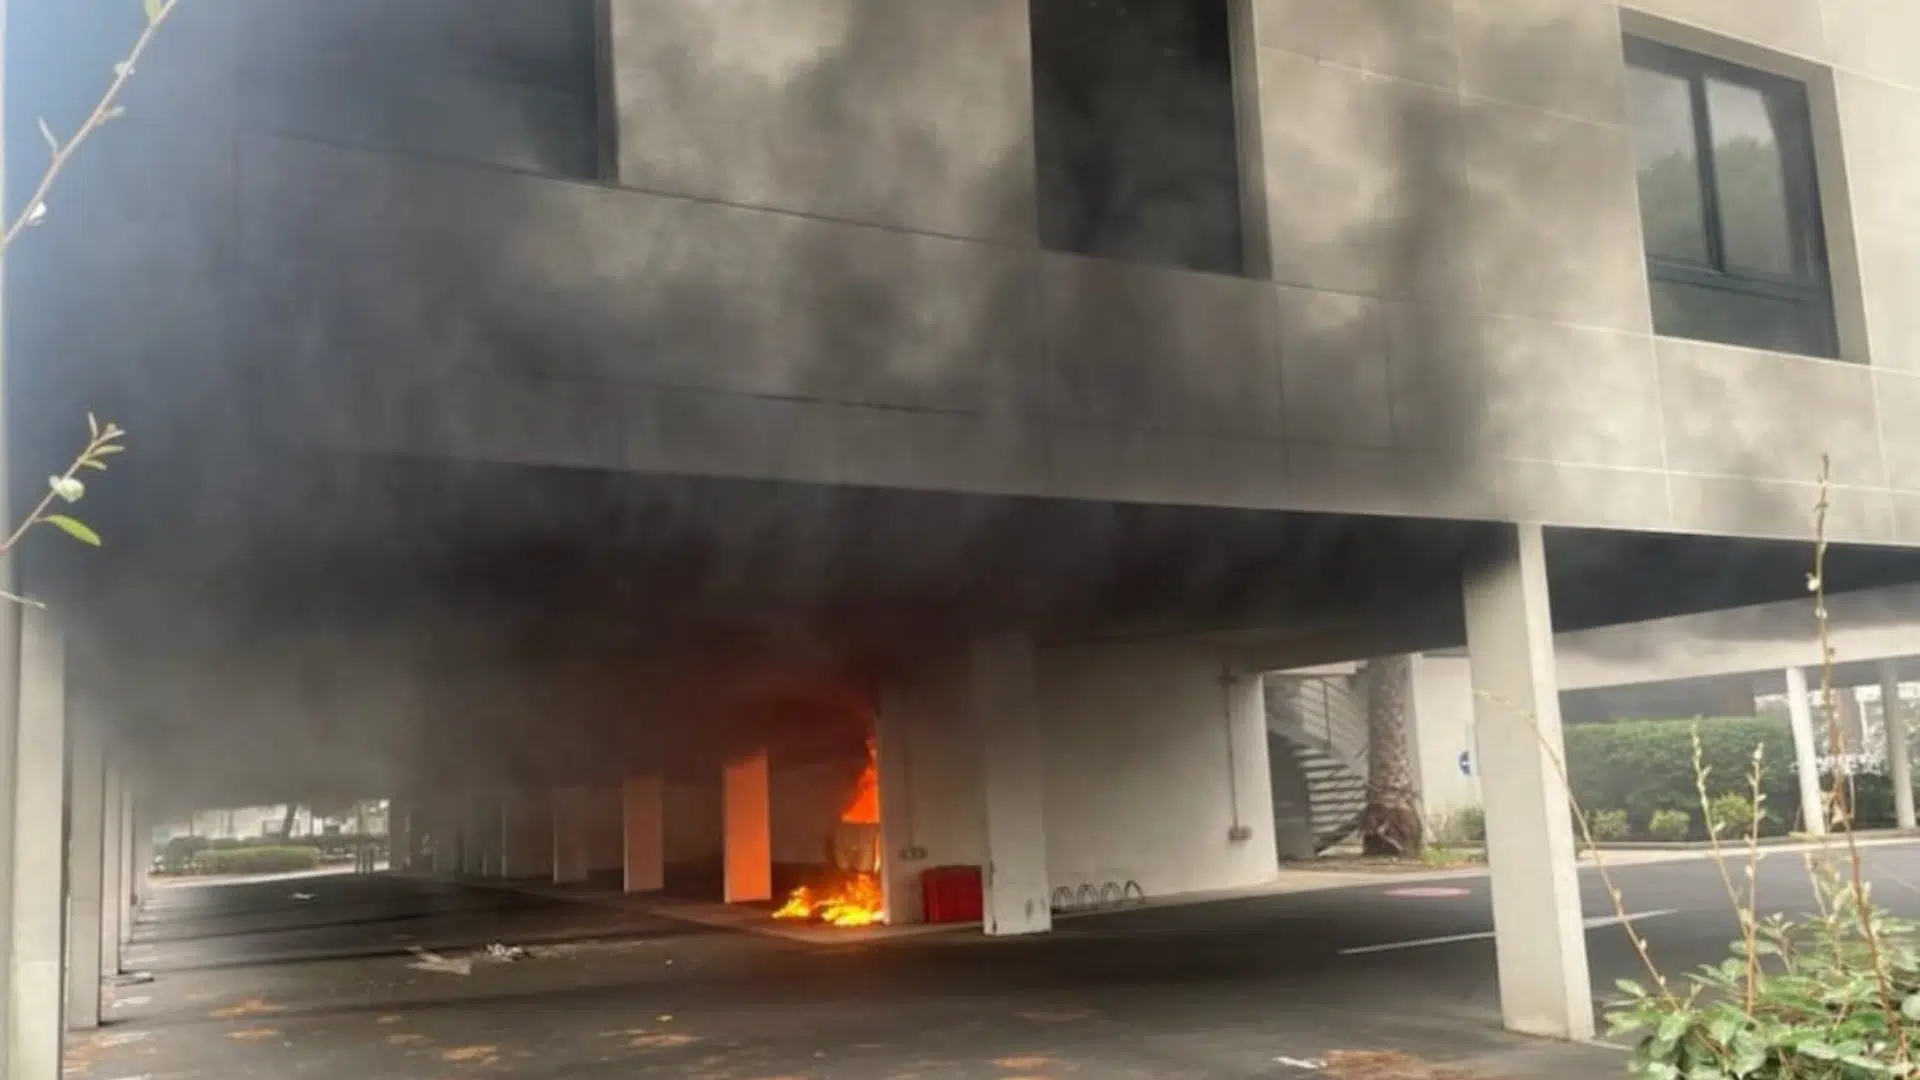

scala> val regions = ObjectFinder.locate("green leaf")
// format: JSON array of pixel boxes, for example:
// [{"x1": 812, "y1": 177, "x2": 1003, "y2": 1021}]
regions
[
  {"x1": 1901, "y1": 993, "x2": 1920, "y2": 1021},
  {"x1": 1705, "y1": 1010, "x2": 1742, "y2": 1047},
  {"x1": 1728, "y1": 1033, "x2": 1769, "y2": 1078},
  {"x1": 1619, "y1": 979, "x2": 1650, "y2": 999},
  {"x1": 143, "y1": 0, "x2": 163, "y2": 23},
  {"x1": 1796, "y1": 1041, "x2": 1842, "y2": 1061},
  {"x1": 42, "y1": 514, "x2": 100, "y2": 546}
]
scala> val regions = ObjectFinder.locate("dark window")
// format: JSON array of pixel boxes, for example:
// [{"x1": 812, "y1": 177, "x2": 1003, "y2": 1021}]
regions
[
  {"x1": 242, "y1": 0, "x2": 602, "y2": 180},
  {"x1": 1030, "y1": 0, "x2": 1246, "y2": 275},
  {"x1": 1624, "y1": 38, "x2": 1837, "y2": 357}
]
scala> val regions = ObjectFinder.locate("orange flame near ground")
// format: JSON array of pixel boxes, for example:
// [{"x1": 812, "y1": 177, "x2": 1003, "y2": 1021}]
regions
[{"x1": 774, "y1": 738, "x2": 885, "y2": 928}]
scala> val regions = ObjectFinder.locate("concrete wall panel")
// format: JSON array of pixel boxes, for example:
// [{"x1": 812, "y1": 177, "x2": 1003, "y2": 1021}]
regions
[
  {"x1": 1822, "y1": 0, "x2": 1920, "y2": 90},
  {"x1": 1251, "y1": 0, "x2": 1461, "y2": 90},
  {"x1": 42, "y1": 0, "x2": 1920, "y2": 545},
  {"x1": 1036, "y1": 641, "x2": 1277, "y2": 900},
  {"x1": 1834, "y1": 72, "x2": 1920, "y2": 374},
  {"x1": 1458, "y1": 100, "x2": 1649, "y2": 333},
  {"x1": 1456, "y1": 0, "x2": 1627, "y2": 124},
  {"x1": 607, "y1": 0, "x2": 1036, "y2": 243},
  {"x1": 1042, "y1": 254, "x2": 1282, "y2": 435},
  {"x1": 1656, "y1": 339, "x2": 1885, "y2": 487},
  {"x1": 1618, "y1": 0, "x2": 1827, "y2": 61}
]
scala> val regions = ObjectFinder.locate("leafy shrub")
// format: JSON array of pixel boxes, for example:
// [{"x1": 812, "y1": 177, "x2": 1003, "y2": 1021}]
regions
[
  {"x1": 1568, "y1": 717, "x2": 1816, "y2": 837},
  {"x1": 162, "y1": 835, "x2": 210, "y2": 872},
  {"x1": 1590, "y1": 809, "x2": 1631, "y2": 842},
  {"x1": 1647, "y1": 808, "x2": 1692, "y2": 842},
  {"x1": 1430, "y1": 805, "x2": 1486, "y2": 846},
  {"x1": 1611, "y1": 881, "x2": 1920, "y2": 1079},
  {"x1": 189, "y1": 846, "x2": 320, "y2": 876},
  {"x1": 1707, "y1": 791, "x2": 1766, "y2": 837}
]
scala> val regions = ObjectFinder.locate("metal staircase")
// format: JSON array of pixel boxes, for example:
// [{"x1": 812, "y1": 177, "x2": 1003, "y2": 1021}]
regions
[{"x1": 1267, "y1": 674, "x2": 1369, "y2": 852}]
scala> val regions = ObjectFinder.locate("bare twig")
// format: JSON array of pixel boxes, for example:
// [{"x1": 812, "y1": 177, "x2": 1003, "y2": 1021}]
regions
[
  {"x1": 1692, "y1": 730, "x2": 1747, "y2": 928},
  {"x1": 2, "y1": 0, "x2": 180, "y2": 253},
  {"x1": 1810, "y1": 454, "x2": 1903, "y2": 1055},
  {"x1": 1742, "y1": 743, "x2": 1766, "y2": 1012},
  {"x1": 1472, "y1": 686, "x2": 1675, "y2": 1003}
]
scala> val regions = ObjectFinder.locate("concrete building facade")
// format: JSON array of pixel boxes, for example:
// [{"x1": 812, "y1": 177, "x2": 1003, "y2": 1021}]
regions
[{"x1": 14, "y1": 0, "x2": 1920, "y2": 1068}]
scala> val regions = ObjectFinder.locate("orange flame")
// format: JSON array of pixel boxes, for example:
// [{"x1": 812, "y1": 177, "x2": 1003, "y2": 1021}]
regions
[
  {"x1": 773, "y1": 739, "x2": 884, "y2": 927},
  {"x1": 772, "y1": 873, "x2": 884, "y2": 928}
]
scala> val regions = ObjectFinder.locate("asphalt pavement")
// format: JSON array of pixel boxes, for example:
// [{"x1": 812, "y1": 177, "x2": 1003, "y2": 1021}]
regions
[{"x1": 71, "y1": 841, "x2": 1920, "y2": 1080}]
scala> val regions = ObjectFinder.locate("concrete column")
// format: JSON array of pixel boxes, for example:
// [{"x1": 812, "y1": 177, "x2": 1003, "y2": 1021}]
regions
[
  {"x1": 875, "y1": 682, "x2": 918, "y2": 925},
  {"x1": 130, "y1": 801, "x2": 152, "y2": 911},
  {"x1": 1882, "y1": 661, "x2": 1915, "y2": 830},
  {"x1": 10, "y1": 607, "x2": 69, "y2": 1076},
  {"x1": 384, "y1": 795, "x2": 407, "y2": 868},
  {"x1": 500, "y1": 790, "x2": 554, "y2": 879},
  {"x1": 1785, "y1": 666, "x2": 1826, "y2": 837},
  {"x1": 100, "y1": 765, "x2": 124, "y2": 979},
  {"x1": 623, "y1": 775, "x2": 665, "y2": 893},
  {"x1": 1461, "y1": 523, "x2": 1592, "y2": 1041},
  {"x1": 461, "y1": 793, "x2": 490, "y2": 876},
  {"x1": 722, "y1": 752, "x2": 772, "y2": 904},
  {"x1": 431, "y1": 797, "x2": 463, "y2": 875},
  {"x1": 553, "y1": 788, "x2": 591, "y2": 884},
  {"x1": 116, "y1": 789, "x2": 134, "y2": 954},
  {"x1": 66, "y1": 717, "x2": 105, "y2": 1030},
  {"x1": 587, "y1": 787, "x2": 625, "y2": 878},
  {"x1": 973, "y1": 633, "x2": 1050, "y2": 937}
]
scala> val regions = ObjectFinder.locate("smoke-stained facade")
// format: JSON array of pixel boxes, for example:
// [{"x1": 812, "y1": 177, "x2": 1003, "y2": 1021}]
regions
[
  {"x1": 18, "y1": 0, "x2": 1920, "y2": 552},
  {"x1": 11, "y1": 0, "x2": 1920, "y2": 833}
]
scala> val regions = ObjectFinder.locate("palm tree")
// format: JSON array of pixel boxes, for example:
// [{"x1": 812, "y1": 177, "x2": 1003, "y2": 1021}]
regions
[{"x1": 1360, "y1": 655, "x2": 1423, "y2": 856}]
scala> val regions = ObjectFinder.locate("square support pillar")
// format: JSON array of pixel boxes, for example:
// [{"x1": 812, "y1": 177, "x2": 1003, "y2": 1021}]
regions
[
  {"x1": 1785, "y1": 666, "x2": 1826, "y2": 837},
  {"x1": 10, "y1": 607, "x2": 69, "y2": 1076},
  {"x1": 875, "y1": 682, "x2": 917, "y2": 925},
  {"x1": 1882, "y1": 661, "x2": 1915, "y2": 831},
  {"x1": 500, "y1": 790, "x2": 554, "y2": 879},
  {"x1": 623, "y1": 775, "x2": 665, "y2": 894},
  {"x1": 130, "y1": 803, "x2": 151, "y2": 912},
  {"x1": 973, "y1": 633, "x2": 1050, "y2": 937},
  {"x1": 431, "y1": 797, "x2": 463, "y2": 875},
  {"x1": 587, "y1": 788, "x2": 625, "y2": 877},
  {"x1": 461, "y1": 794, "x2": 492, "y2": 876},
  {"x1": 116, "y1": 788, "x2": 135, "y2": 955},
  {"x1": 66, "y1": 717, "x2": 106, "y2": 1030},
  {"x1": 552, "y1": 788, "x2": 591, "y2": 884},
  {"x1": 722, "y1": 752, "x2": 772, "y2": 904},
  {"x1": 100, "y1": 765, "x2": 124, "y2": 980},
  {"x1": 387, "y1": 798, "x2": 411, "y2": 873},
  {"x1": 1462, "y1": 523, "x2": 1592, "y2": 1041}
]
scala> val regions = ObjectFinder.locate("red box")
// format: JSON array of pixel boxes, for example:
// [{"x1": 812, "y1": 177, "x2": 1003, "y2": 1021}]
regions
[{"x1": 921, "y1": 865, "x2": 983, "y2": 924}]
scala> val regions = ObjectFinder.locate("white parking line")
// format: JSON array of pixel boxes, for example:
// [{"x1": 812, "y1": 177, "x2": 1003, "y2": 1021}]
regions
[{"x1": 1338, "y1": 910, "x2": 1676, "y2": 956}]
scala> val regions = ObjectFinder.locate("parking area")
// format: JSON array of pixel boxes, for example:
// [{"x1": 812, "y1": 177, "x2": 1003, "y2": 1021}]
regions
[{"x1": 76, "y1": 841, "x2": 1920, "y2": 1080}]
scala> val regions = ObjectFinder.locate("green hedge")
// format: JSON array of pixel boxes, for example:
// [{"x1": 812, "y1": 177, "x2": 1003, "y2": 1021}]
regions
[
  {"x1": 163, "y1": 833, "x2": 385, "y2": 872},
  {"x1": 1565, "y1": 716, "x2": 1908, "y2": 841},
  {"x1": 189, "y1": 846, "x2": 321, "y2": 876}
]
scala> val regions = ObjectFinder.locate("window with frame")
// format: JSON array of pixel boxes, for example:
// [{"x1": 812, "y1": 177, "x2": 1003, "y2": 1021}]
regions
[
  {"x1": 1624, "y1": 38, "x2": 1838, "y2": 358},
  {"x1": 1030, "y1": 0, "x2": 1246, "y2": 276}
]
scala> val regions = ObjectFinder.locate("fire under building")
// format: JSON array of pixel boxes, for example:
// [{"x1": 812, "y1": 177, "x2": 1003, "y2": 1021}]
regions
[{"x1": 6, "y1": 1, "x2": 1920, "y2": 1074}]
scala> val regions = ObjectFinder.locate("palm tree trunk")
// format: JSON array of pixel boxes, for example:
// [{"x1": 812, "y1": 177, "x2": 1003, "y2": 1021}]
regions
[{"x1": 1361, "y1": 655, "x2": 1423, "y2": 856}]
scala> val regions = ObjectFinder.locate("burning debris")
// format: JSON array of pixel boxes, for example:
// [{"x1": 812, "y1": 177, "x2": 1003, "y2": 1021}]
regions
[{"x1": 774, "y1": 738, "x2": 886, "y2": 928}]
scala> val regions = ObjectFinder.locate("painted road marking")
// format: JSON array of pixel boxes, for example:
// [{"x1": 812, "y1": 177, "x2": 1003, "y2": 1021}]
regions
[
  {"x1": 1382, "y1": 886, "x2": 1470, "y2": 898},
  {"x1": 406, "y1": 946, "x2": 473, "y2": 977},
  {"x1": 1273, "y1": 1056, "x2": 1326, "y2": 1070},
  {"x1": 1338, "y1": 909, "x2": 1677, "y2": 955}
]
